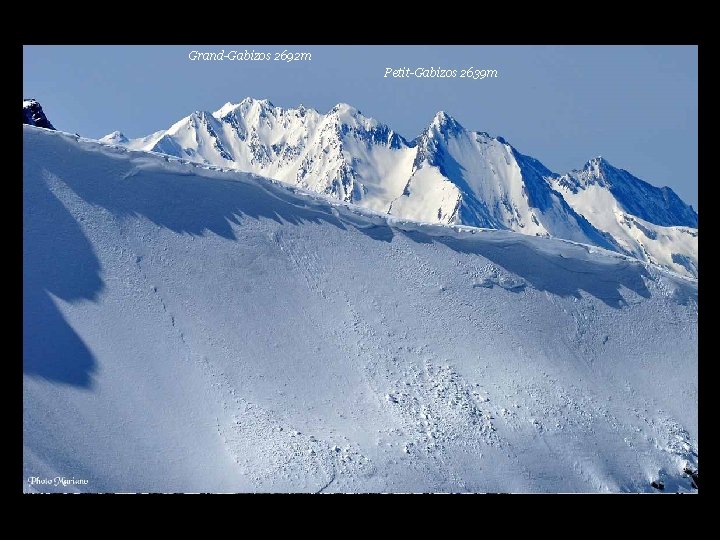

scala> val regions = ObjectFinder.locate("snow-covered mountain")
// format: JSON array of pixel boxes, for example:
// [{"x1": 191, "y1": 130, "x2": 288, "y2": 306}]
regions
[
  {"x1": 550, "y1": 158, "x2": 698, "y2": 277},
  {"x1": 98, "y1": 130, "x2": 128, "y2": 145},
  {"x1": 23, "y1": 99, "x2": 55, "y2": 130},
  {"x1": 24, "y1": 126, "x2": 698, "y2": 493},
  {"x1": 104, "y1": 98, "x2": 697, "y2": 277},
  {"x1": 402, "y1": 112, "x2": 617, "y2": 250}
]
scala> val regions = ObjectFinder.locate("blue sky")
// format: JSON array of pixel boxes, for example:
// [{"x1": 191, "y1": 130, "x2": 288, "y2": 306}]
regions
[{"x1": 23, "y1": 45, "x2": 698, "y2": 208}]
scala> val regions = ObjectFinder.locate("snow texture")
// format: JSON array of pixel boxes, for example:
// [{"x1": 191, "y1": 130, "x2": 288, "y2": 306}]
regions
[{"x1": 24, "y1": 126, "x2": 697, "y2": 493}]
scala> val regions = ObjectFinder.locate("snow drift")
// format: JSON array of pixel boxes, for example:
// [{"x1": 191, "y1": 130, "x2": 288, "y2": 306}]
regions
[{"x1": 23, "y1": 126, "x2": 698, "y2": 493}]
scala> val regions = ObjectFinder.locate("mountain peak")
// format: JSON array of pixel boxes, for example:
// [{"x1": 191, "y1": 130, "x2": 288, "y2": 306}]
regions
[
  {"x1": 241, "y1": 97, "x2": 275, "y2": 109},
  {"x1": 215, "y1": 98, "x2": 275, "y2": 118},
  {"x1": 581, "y1": 156, "x2": 614, "y2": 177},
  {"x1": 428, "y1": 110, "x2": 464, "y2": 135},
  {"x1": 23, "y1": 99, "x2": 55, "y2": 130},
  {"x1": 100, "y1": 130, "x2": 129, "y2": 144},
  {"x1": 259, "y1": 97, "x2": 274, "y2": 107},
  {"x1": 327, "y1": 103, "x2": 381, "y2": 131},
  {"x1": 215, "y1": 101, "x2": 239, "y2": 117},
  {"x1": 330, "y1": 102, "x2": 360, "y2": 116},
  {"x1": 188, "y1": 111, "x2": 216, "y2": 125},
  {"x1": 560, "y1": 155, "x2": 698, "y2": 230}
]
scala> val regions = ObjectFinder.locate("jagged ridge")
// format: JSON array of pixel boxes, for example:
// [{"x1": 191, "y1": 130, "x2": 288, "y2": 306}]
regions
[{"x1": 101, "y1": 98, "x2": 698, "y2": 277}]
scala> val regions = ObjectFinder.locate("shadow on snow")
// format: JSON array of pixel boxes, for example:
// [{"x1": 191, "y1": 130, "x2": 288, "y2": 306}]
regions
[{"x1": 24, "y1": 132, "x2": 669, "y2": 386}]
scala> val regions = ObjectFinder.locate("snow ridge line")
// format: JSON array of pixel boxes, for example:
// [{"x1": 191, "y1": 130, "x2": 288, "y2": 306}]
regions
[{"x1": 25, "y1": 126, "x2": 696, "y2": 283}]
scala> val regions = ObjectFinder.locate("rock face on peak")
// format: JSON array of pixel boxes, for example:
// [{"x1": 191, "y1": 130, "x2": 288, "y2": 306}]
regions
[
  {"x1": 104, "y1": 98, "x2": 698, "y2": 277},
  {"x1": 23, "y1": 99, "x2": 55, "y2": 130}
]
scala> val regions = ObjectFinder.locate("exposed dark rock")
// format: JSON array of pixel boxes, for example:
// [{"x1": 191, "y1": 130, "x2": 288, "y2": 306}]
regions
[
  {"x1": 23, "y1": 99, "x2": 55, "y2": 130},
  {"x1": 683, "y1": 467, "x2": 699, "y2": 490}
]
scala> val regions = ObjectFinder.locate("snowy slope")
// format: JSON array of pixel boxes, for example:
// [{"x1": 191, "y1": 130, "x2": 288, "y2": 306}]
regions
[
  {"x1": 24, "y1": 126, "x2": 698, "y2": 493},
  {"x1": 104, "y1": 98, "x2": 697, "y2": 277},
  {"x1": 551, "y1": 158, "x2": 698, "y2": 277}
]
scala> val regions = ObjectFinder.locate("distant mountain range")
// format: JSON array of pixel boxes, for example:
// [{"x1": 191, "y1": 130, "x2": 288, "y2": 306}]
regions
[{"x1": 32, "y1": 97, "x2": 698, "y2": 277}]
